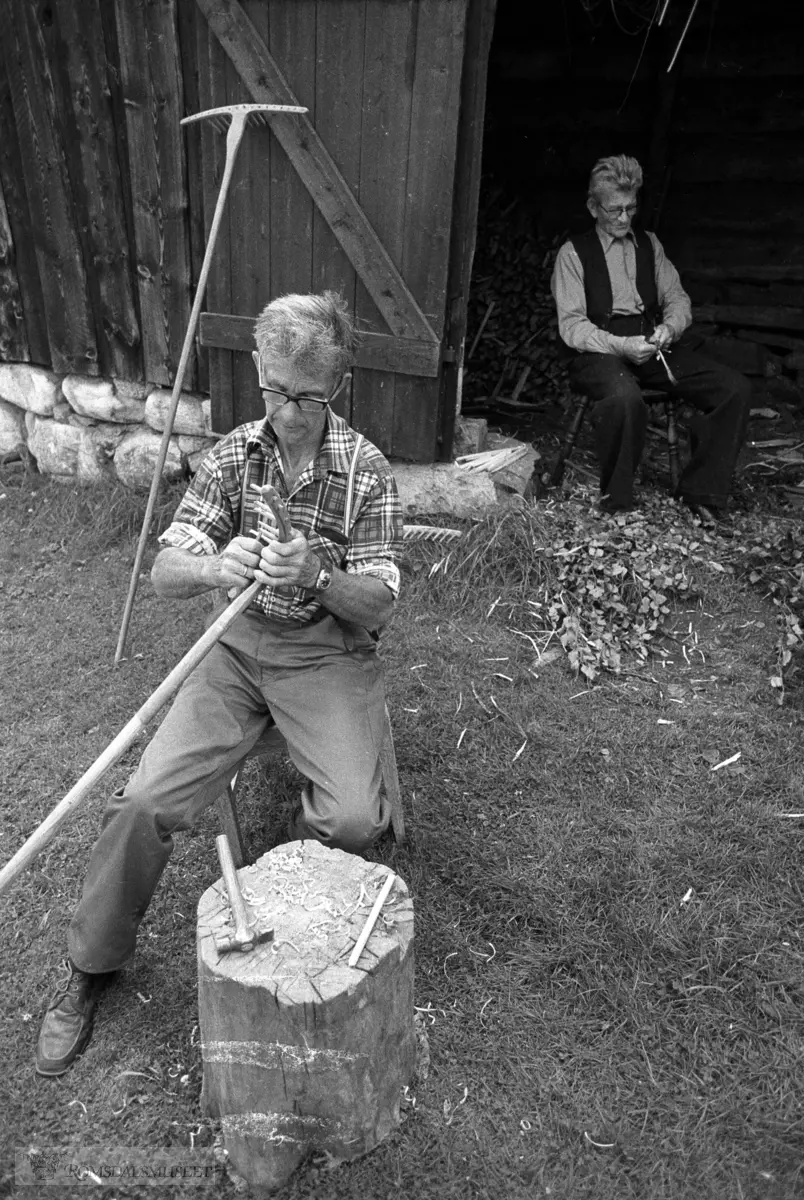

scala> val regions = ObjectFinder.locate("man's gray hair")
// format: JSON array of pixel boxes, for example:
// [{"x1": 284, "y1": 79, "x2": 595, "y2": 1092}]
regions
[
  {"x1": 254, "y1": 291, "x2": 358, "y2": 377},
  {"x1": 588, "y1": 154, "x2": 643, "y2": 201}
]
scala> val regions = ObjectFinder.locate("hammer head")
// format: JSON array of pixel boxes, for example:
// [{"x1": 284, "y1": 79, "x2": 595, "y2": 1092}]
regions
[{"x1": 215, "y1": 927, "x2": 274, "y2": 956}]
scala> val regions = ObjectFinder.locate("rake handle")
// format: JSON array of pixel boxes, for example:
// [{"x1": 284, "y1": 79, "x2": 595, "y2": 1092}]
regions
[
  {"x1": 0, "y1": 580, "x2": 261, "y2": 900},
  {"x1": 114, "y1": 118, "x2": 250, "y2": 666},
  {"x1": 114, "y1": 104, "x2": 306, "y2": 666}
]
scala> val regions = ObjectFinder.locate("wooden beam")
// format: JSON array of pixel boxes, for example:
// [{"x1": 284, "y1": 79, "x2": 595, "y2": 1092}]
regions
[
  {"x1": 114, "y1": 0, "x2": 191, "y2": 387},
  {"x1": 683, "y1": 265, "x2": 804, "y2": 284},
  {"x1": 0, "y1": 58, "x2": 47, "y2": 364},
  {"x1": 52, "y1": 0, "x2": 141, "y2": 380},
  {"x1": 694, "y1": 305, "x2": 804, "y2": 333},
  {"x1": 199, "y1": 312, "x2": 440, "y2": 378},
  {"x1": 0, "y1": 174, "x2": 28, "y2": 361},
  {"x1": 0, "y1": 0, "x2": 97, "y2": 373},
  {"x1": 194, "y1": 0, "x2": 439, "y2": 348},
  {"x1": 439, "y1": 0, "x2": 497, "y2": 461}
]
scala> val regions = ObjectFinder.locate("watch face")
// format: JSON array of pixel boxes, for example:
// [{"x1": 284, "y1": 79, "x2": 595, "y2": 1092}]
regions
[{"x1": 316, "y1": 564, "x2": 333, "y2": 591}]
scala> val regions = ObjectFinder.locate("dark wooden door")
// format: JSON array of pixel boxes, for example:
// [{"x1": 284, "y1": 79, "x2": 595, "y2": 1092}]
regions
[{"x1": 190, "y1": 0, "x2": 470, "y2": 462}]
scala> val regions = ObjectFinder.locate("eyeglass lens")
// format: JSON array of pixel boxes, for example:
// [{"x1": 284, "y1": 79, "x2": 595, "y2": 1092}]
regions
[{"x1": 262, "y1": 388, "x2": 327, "y2": 412}]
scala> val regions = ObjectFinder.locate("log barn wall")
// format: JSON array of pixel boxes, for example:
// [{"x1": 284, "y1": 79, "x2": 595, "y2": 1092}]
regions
[
  {"x1": 482, "y1": 0, "x2": 804, "y2": 381},
  {"x1": 0, "y1": 0, "x2": 494, "y2": 467},
  {"x1": 0, "y1": 0, "x2": 192, "y2": 388}
]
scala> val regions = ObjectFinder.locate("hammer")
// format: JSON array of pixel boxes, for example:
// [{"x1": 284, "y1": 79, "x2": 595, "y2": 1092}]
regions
[{"x1": 214, "y1": 834, "x2": 273, "y2": 955}]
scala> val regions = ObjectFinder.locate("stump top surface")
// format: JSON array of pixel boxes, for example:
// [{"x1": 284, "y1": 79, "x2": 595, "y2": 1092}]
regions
[{"x1": 198, "y1": 841, "x2": 413, "y2": 1003}]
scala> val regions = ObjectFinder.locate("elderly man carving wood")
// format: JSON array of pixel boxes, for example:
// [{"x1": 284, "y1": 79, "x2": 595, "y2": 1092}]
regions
[
  {"x1": 551, "y1": 154, "x2": 751, "y2": 515},
  {"x1": 35, "y1": 291, "x2": 403, "y2": 1077}
]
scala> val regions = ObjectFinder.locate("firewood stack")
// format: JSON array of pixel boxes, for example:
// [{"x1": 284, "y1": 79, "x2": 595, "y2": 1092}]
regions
[{"x1": 463, "y1": 187, "x2": 571, "y2": 418}]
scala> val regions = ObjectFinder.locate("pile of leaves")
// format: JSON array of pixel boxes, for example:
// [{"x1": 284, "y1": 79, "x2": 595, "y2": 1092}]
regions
[
  {"x1": 733, "y1": 515, "x2": 804, "y2": 703},
  {"x1": 414, "y1": 492, "x2": 803, "y2": 701},
  {"x1": 542, "y1": 505, "x2": 696, "y2": 680}
]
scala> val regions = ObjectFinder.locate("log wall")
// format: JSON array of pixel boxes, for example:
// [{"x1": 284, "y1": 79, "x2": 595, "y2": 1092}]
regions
[{"x1": 0, "y1": 0, "x2": 191, "y2": 387}]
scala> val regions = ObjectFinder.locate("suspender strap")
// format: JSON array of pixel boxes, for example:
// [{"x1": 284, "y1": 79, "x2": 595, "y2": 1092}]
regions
[
  {"x1": 238, "y1": 457, "x2": 253, "y2": 538},
  {"x1": 343, "y1": 433, "x2": 364, "y2": 540},
  {"x1": 239, "y1": 434, "x2": 364, "y2": 542}
]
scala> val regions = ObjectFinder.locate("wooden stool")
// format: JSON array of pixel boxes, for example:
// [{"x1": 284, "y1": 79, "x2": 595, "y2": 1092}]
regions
[
  {"x1": 198, "y1": 840, "x2": 416, "y2": 1189},
  {"x1": 546, "y1": 388, "x2": 681, "y2": 490},
  {"x1": 215, "y1": 703, "x2": 406, "y2": 867}
]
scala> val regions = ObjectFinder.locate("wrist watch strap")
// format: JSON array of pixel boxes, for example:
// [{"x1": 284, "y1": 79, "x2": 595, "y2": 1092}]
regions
[{"x1": 313, "y1": 557, "x2": 333, "y2": 591}]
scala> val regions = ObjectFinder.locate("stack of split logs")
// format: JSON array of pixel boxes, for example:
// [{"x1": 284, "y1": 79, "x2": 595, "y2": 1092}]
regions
[{"x1": 463, "y1": 189, "x2": 570, "y2": 418}]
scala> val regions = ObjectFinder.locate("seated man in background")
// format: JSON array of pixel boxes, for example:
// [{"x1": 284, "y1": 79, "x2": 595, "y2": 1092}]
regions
[
  {"x1": 35, "y1": 290, "x2": 403, "y2": 1077},
  {"x1": 551, "y1": 153, "x2": 751, "y2": 515}
]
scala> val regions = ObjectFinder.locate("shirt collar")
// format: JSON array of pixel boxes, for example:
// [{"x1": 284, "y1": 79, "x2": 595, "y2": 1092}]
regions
[
  {"x1": 596, "y1": 227, "x2": 637, "y2": 253},
  {"x1": 245, "y1": 406, "x2": 356, "y2": 477}
]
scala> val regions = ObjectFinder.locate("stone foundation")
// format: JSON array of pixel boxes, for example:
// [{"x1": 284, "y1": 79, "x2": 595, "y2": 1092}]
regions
[
  {"x1": 1, "y1": 362, "x2": 538, "y2": 518},
  {"x1": 0, "y1": 362, "x2": 218, "y2": 487}
]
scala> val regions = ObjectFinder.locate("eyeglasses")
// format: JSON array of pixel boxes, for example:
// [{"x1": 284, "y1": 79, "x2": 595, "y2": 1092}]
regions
[
  {"x1": 598, "y1": 203, "x2": 638, "y2": 218},
  {"x1": 253, "y1": 353, "x2": 345, "y2": 412},
  {"x1": 260, "y1": 387, "x2": 330, "y2": 413}
]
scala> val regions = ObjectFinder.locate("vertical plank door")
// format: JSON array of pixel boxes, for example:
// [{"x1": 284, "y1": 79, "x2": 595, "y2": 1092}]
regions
[{"x1": 194, "y1": 0, "x2": 472, "y2": 462}]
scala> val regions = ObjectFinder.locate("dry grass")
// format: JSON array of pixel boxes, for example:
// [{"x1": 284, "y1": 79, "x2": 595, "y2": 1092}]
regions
[{"x1": 1, "y1": 468, "x2": 803, "y2": 1199}]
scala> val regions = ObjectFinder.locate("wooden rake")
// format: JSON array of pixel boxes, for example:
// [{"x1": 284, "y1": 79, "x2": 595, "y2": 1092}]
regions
[{"x1": 114, "y1": 102, "x2": 307, "y2": 666}]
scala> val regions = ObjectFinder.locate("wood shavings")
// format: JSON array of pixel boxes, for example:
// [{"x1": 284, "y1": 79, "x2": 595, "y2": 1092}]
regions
[
  {"x1": 454, "y1": 445, "x2": 529, "y2": 473},
  {"x1": 584, "y1": 1131, "x2": 615, "y2": 1149},
  {"x1": 711, "y1": 751, "x2": 741, "y2": 772}
]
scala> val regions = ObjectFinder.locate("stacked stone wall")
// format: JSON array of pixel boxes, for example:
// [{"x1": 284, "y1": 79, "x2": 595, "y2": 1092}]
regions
[{"x1": 0, "y1": 364, "x2": 219, "y2": 486}]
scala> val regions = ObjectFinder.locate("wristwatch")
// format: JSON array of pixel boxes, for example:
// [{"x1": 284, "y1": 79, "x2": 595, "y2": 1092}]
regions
[{"x1": 313, "y1": 558, "x2": 333, "y2": 591}]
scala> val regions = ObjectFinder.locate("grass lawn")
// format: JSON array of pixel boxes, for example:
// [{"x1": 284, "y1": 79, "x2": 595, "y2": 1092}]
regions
[{"x1": 1, "y1": 467, "x2": 802, "y2": 1200}]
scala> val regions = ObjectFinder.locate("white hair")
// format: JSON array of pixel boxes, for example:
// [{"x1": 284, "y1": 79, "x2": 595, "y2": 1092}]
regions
[
  {"x1": 588, "y1": 155, "x2": 643, "y2": 202},
  {"x1": 254, "y1": 291, "x2": 358, "y2": 376}
]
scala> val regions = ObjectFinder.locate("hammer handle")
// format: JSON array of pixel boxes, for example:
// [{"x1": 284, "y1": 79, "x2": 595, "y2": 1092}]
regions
[{"x1": 215, "y1": 834, "x2": 254, "y2": 947}]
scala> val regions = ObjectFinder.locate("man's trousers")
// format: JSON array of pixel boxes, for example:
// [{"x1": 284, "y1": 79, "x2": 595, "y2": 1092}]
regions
[
  {"x1": 68, "y1": 610, "x2": 388, "y2": 974},
  {"x1": 569, "y1": 344, "x2": 752, "y2": 510}
]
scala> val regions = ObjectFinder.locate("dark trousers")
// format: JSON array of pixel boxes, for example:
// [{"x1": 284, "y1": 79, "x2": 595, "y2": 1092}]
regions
[
  {"x1": 569, "y1": 343, "x2": 752, "y2": 509},
  {"x1": 67, "y1": 610, "x2": 388, "y2": 974}
]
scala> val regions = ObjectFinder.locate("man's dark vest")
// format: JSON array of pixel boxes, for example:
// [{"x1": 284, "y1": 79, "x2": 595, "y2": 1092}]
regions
[{"x1": 570, "y1": 227, "x2": 661, "y2": 331}]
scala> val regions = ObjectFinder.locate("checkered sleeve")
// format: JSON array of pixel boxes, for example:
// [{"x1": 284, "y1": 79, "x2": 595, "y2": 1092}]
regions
[
  {"x1": 344, "y1": 453, "x2": 403, "y2": 598},
  {"x1": 157, "y1": 437, "x2": 242, "y2": 556}
]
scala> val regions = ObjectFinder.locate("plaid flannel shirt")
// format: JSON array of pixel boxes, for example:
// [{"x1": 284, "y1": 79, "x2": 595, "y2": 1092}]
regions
[{"x1": 159, "y1": 408, "x2": 403, "y2": 625}]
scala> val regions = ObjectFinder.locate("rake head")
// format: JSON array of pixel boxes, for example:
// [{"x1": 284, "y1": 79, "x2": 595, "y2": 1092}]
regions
[{"x1": 181, "y1": 102, "x2": 307, "y2": 134}]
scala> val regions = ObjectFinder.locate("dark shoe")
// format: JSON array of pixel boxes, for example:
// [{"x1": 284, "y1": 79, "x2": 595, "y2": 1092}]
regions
[
  {"x1": 599, "y1": 495, "x2": 636, "y2": 514},
  {"x1": 35, "y1": 961, "x2": 107, "y2": 1077}
]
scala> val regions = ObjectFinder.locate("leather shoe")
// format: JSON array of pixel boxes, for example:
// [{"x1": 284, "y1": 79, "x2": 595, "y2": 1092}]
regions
[
  {"x1": 35, "y1": 961, "x2": 107, "y2": 1077},
  {"x1": 598, "y1": 495, "x2": 636, "y2": 514}
]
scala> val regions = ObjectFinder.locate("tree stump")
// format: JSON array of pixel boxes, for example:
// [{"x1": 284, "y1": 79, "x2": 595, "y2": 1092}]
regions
[{"x1": 197, "y1": 840, "x2": 415, "y2": 1191}]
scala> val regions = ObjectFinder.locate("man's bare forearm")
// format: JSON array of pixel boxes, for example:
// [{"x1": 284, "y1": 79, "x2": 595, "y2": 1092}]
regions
[
  {"x1": 313, "y1": 567, "x2": 394, "y2": 630},
  {"x1": 151, "y1": 547, "x2": 221, "y2": 598}
]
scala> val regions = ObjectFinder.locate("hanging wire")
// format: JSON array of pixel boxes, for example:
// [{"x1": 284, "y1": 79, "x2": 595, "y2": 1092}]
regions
[
  {"x1": 610, "y1": 0, "x2": 645, "y2": 35},
  {"x1": 618, "y1": 0, "x2": 661, "y2": 112}
]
